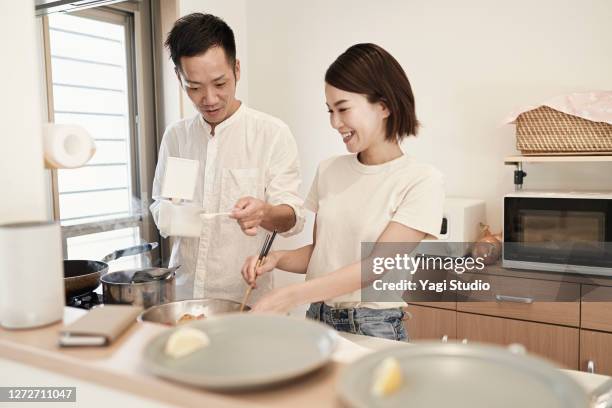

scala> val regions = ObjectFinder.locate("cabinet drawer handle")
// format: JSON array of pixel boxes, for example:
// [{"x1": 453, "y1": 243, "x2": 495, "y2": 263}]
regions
[
  {"x1": 495, "y1": 294, "x2": 534, "y2": 304},
  {"x1": 587, "y1": 360, "x2": 595, "y2": 374}
]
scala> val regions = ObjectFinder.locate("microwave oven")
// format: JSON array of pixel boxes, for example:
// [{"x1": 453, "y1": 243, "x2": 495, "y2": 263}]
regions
[
  {"x1": 503, "y1": 191, "x2": 612, "y2": 276},
  {"x1": 417, "y1": 197, "x2": 486, "y2": 258}
]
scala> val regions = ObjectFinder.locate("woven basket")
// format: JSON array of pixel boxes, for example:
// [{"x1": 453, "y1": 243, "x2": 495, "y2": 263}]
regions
[{"x1": 516, "y1": 106, "x2": 612, "y2": 155}]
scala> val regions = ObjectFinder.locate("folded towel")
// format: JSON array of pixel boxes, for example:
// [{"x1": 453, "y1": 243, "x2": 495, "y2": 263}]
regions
[
  {"x1": 504, "y1": 91, "x2": 612, "y2": 125},
  {"x1": 59, "y1": 305, "x2": 142, "y2": 347}
]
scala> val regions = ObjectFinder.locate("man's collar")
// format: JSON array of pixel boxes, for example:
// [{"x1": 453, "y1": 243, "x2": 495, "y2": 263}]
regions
[{"x1": 199, "y1": 102, "x2": 245, "y2": 137}]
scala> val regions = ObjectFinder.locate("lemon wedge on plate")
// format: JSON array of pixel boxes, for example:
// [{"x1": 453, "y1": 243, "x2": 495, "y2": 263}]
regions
[
  {"x1": 371, "y1": 357, "x2": 403, "y2": 397},
  {"x1": 164, "y1": 327, "x2": 210, "y2": 359}
]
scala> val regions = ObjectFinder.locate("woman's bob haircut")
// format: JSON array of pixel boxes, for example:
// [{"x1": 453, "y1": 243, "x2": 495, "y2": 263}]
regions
[{"x1": 325, "y1": 43, "x2": 419, "y2": 142}]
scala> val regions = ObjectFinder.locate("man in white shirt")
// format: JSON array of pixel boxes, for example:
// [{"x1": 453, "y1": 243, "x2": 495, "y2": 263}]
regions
[{"x1": 150, "y1": 13, "x2": 304, "y2": 302}]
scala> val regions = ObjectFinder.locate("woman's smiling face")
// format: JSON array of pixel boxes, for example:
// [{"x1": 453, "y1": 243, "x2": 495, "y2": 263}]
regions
[{"x1": 325, "y1": 83, "x2": 389, "y2": 154}]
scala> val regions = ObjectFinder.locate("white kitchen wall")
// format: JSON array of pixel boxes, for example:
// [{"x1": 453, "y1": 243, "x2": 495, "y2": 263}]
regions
[
  {"x1": 248, "y1": 0, "x2": 612, "y2": 292},
  {"x1": 172, "y1": 0, "x2": 612, "y2": 296},
  {"x1": 0, "y1": 0, "x2": 49, "y2": 224},
  {"x1": 245, "y1": 0, "x2": 612, "y2": 236}
]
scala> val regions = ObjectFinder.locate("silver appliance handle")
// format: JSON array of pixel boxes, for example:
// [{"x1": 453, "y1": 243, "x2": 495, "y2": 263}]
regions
[{"x1": 495, "y1": 294, "x2": 534, "y2": 304}]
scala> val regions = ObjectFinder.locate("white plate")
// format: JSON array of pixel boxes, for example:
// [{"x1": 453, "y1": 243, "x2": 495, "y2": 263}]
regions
[
  {"x1": 142, "y1": 313, "x2": 338, "y2": 390},
  {"x1": 338, "y1": 342, "x2": 588, "y2": 408}
]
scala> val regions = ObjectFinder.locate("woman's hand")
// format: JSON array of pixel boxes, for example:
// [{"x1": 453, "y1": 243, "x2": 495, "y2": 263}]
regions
[
  {"x1": 241, "y1": 251, "x2": 280, "y2": 288},
  {"x1": 251, "y1": 286, "x2": 298, "y2": 314}
]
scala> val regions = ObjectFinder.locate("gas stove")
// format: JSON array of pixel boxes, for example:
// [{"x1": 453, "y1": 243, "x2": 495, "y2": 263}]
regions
[{"x1": 66, "y1": 291, "x2": 103, "y2": 310}]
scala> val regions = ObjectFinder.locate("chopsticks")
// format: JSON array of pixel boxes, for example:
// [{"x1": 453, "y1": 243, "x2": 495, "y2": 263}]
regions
[{"x1": 240, "y1": 230, "x2": 277, "y2": 311}]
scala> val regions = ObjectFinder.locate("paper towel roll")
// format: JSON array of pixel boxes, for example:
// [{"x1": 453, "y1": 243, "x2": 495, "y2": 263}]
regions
[{"x1": 43, "y1": 123, "x2": 96, "y2": 169}]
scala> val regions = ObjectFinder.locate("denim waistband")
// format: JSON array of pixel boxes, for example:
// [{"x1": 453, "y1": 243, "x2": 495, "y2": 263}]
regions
[
  {"x1": 306, "y1": 302, "x2": 408, "y2": 341},
  {"x1": 306, "y1": 302, "x2": 404, "y2": 321}
]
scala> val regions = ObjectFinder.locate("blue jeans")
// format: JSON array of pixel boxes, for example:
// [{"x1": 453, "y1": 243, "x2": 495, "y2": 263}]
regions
[{"x1": 306, "y1": 302, "x2": 408, "y2": 342}]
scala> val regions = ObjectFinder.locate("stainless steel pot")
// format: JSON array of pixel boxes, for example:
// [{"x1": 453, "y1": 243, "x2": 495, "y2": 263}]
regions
[
  {"x1": 101, "y1": 266, "x2": 177, "y2": 309},
  {"x1": 64, "y1": 242, "x2": 158, "y2": 298},
  {"x1": 138, "y1": 298, "x2": 250, "y2": 325}
]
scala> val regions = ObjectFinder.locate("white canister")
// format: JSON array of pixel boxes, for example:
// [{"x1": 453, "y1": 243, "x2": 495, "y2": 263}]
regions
[
  {"x1": 0, "y1": 221, "x2": 65, "y2": 329},
  {"x1": 157, "y1": 200, "x2": 204, "y2": 238}
]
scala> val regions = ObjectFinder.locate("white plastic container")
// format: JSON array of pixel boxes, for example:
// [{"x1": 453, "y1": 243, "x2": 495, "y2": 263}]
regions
[
  {"x1": 0, "y1": 221, "x2": 65, "y2": 329},
  {"x1": 157, "y1": 200, "x2": 205, "y2": 238}
]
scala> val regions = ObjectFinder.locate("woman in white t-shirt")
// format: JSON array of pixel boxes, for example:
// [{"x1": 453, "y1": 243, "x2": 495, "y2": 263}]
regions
[{"x1": 241, "y1": 43, "x2": 444, "y2": 341}]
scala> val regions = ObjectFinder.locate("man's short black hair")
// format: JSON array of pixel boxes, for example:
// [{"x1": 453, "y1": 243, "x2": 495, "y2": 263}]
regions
[{"x1": 164, "y1": 13, "x2": 236, "y2": 71}]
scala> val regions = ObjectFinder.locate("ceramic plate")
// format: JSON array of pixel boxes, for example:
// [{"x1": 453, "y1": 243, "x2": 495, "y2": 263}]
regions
[
  {"x1": 142, "y1": 313, "x2": 337, "y2": 390},
  {"x1": 337, "y1": 342, "x2": 588, "y2": 408}
]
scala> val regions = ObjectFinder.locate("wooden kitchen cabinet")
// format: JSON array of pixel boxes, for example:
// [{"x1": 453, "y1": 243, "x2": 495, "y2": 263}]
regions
[
  {"x1": 408, "y1": 301, "x2": 456, "y2": 311},
  {"x1": 405, "y1": 266, "x2": 612, "y2": 372},
  {"x1": 580, "y1": 329, "x2": 612, "y2": 376},
  {"x1": 457, "y1": 274, "x2": 580, "y2": 327},
  {"x1": 404, "y1": 304, "x2": 456, "y2": 341},
  {"x1": 456, "y1": 312, "x2": 579, "y2": 369},
  {"x1": 581, "y1": 285, "x2": 612, "y2": 332}
]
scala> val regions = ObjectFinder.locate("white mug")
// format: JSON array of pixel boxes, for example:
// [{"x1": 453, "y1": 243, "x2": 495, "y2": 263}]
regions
[{"x1": 0, "y1": 221, "x2": 65, "y2": 329}]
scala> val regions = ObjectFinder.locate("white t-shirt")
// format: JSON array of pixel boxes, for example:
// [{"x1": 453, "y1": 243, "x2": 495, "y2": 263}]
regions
[{"x1": 304, "y1": 154, "x2": 445, "y2": 309}]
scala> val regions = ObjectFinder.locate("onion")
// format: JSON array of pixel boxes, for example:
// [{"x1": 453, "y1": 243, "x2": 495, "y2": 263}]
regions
[{"x1": 470, "y1": 223, "x2": 502, "y2": 265}]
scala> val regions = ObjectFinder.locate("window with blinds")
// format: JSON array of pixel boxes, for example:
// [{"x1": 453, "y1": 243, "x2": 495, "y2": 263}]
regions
[
  {"x1": 44, "y1": 9, "x2": 152, "y2": 268},
  {"x1": 49, "y1": 12, "x2": 132, "y2": 224}
]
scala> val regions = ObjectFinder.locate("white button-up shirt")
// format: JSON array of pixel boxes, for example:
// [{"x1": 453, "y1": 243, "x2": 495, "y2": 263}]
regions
[{"x1": 150, "y1": 104, "x2": 304, "y2": 302}]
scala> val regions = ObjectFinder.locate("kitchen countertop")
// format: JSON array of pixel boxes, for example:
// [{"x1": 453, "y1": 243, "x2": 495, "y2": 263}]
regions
[{"x1": 0, "y1": 308, "x2": 609, "y2": 408}]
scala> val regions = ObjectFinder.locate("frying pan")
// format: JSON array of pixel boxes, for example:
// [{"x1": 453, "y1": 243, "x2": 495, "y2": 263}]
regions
[{"x1": 63, "y1": 242, "x2": 158, "y2": 298}]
